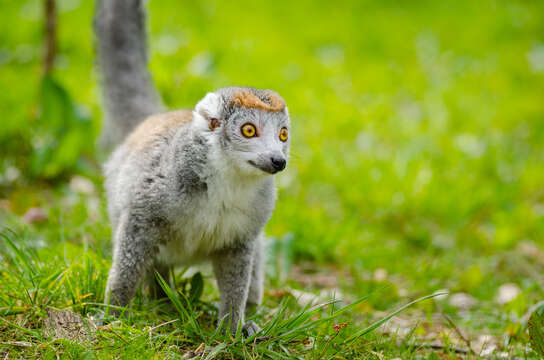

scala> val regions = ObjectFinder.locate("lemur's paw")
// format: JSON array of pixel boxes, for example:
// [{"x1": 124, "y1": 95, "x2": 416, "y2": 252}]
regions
[{"x1": 243, "y1": 320, "x2": 262, "y2": 337}]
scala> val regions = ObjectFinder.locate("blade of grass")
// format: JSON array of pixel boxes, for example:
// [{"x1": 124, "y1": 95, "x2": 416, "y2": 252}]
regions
[
  {"x1": 343, "y1": 292, "x2": 448, "y2": 344},
  {"x1": 0, "y1": 317, "x2": 41, "y2": 337},
  {"x1": 203, "y1": 342, "x2": 227, "y2": 360},
  {"x1": 1, "y1": 231, "x2": 37, "y2": 280},
  {"x1": 155, "y1": 271, "x2": 203, "y2": 338}
]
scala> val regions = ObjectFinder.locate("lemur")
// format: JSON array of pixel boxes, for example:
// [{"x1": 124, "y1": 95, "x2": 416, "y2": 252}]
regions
[{"x1": 94, "y1": 0, "x2": 290, "y2": 334}]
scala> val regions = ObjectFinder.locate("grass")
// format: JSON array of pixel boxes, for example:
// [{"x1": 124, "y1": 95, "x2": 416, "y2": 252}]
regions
[
  {"x1": 1, "y1": 0, "x2": 544, "y2": 358},
  {"x1": 0, "y1": 227, "x2": 445, "y2": 359}
]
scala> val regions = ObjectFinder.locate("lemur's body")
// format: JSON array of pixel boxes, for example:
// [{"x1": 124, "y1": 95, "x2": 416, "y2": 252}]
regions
[{"x1": 95, "y1": 1, "x2": 289, "y2": 333}]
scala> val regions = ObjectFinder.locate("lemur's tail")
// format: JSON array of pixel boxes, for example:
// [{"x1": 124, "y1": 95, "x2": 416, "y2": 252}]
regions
[{"x1": 94, "y1": 0, "x2": 164, "y2": 148}]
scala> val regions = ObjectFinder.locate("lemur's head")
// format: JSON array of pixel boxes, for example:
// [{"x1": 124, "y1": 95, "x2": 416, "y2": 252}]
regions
[{"x1": 195, "y1": 87, "x2": 290, "y2": 176}]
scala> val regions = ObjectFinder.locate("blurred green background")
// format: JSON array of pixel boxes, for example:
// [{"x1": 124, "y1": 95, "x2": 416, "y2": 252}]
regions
[{"x1": 1, "y1": 0, "x2": 544, "y2": 349}]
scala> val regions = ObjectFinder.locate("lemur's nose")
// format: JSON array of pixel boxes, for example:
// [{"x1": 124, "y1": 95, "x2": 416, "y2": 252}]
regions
[{"x1": 270, "y1": 156, "x2": 286, "y2": 171}]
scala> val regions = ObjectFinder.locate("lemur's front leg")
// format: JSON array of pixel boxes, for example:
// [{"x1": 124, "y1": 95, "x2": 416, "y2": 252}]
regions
[
  {"x1": 212, "y1": 240, "x2": 257, "y2": 334},
  {"x1": 247, "y1": 235, "x2": 264, "y2": 308},
  {"x1": 105, "y1": 213, "x2": 160, "y2": 314}
]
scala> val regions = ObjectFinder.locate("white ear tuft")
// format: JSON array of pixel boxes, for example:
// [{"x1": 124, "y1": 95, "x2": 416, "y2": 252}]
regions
[{"x1": 195, "y1": 92, "x2": 223, "y2": 120}]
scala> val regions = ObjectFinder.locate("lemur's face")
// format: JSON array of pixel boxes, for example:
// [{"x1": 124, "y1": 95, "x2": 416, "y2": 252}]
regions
[
  {"x1": 196, "y1": 88, "x2": 290, "y2": 177},
  {"x1": 222, "y1": 109, "x2": 290, "y2": 175}
]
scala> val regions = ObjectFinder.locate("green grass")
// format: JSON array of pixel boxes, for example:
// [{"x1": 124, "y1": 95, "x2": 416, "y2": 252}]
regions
[
  {"x1": 0, "y1": 227, "x2": 445, "y2": 359},
  {"x1": 1, "y1": 0, "x2": 544, "y2": 358}
]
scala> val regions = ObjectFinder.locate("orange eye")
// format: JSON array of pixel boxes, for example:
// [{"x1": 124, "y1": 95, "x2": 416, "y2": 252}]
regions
[
  {"x1": 241, "y1": 123, "x2": 257, "y2": 138},
  {"x1": 279, "y1": 127, "x2": 288, "y2": 142}
]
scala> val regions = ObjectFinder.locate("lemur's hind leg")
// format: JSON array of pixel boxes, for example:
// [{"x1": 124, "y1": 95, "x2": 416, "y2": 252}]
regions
[
  {"x1": 247, "y1": 235, "x2": 264, "y2": 308},
  {"x1": 105, "y1": 213, "x2": 160, "y2": 314},
  {"x1": 211, "y1": 240, "x2": 255, "y2": 334}
]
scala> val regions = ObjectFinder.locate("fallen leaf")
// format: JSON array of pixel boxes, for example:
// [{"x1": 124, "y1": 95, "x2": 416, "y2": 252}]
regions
[
  {"x1": 44, "y1": 309, "x2": 96, "y2": 342},
  {"x1": 518, "y1": 241, "x2": 544, "y2": 263},
  {"x1": 289, "y1": 262, "x2": 353, "y2": 288},
  {"x1": 496, "y1": 283, "x2": 521, "y2": 305},
  {"x1": 373, "y1": 268, "x2": 388, "y2": 282},
  {"x1": 69, "y1": 175, "x2": 95, "y2": 195},
  {"x1": 266, "y1": 289, "x2": 290, "y2": 299},
  {"x1": 381, "y1": 316, "x2": 416, "y2": 337},
  {"x1": 22, "y1": 207, "x2": 47, "y2": 224},
  {"x1": 449, "y1": 293, "x2": 477, "y2": 310},
  {"x1": 473, "y1": 334, "x2": 498, "y2": 355},
  {"x1": 290, "y1": 289, "x2": 321, "y2": 307}
]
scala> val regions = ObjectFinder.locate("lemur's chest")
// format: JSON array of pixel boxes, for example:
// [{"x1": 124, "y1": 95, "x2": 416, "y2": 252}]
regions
[{"x1": 158, "y1": 178, "x2": 260, "y2": 264}]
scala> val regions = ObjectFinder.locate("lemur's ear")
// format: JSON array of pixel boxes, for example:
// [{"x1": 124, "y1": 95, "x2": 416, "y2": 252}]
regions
[{"x1": 195, "y1": 92, "x2": 223, "y2": 131}]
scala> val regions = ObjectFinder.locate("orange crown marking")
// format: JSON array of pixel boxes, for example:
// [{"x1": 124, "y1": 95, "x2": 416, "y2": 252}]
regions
[{"x1": 231, "y1": 90, "x2": 285, "y2": 112}]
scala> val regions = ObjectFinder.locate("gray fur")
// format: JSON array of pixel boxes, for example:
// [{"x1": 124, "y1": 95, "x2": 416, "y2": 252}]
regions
[
  {"x1": 211, "y1": 240, "x2": 255, "y2": 332},
  {"x1": 247, "y1": 235, "x2": 264, "y2": 307},
  {"x1": 94, "y1": 0, "x2": 163, "y2": 149},
  {"x1": 96, "y1": 0, "x2": 290, "y2": 333},
  {"x1": 103, "y1": 87, "x2": 290, "y2": 333}
]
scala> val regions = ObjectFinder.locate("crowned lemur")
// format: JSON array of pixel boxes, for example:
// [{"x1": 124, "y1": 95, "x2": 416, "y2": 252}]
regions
[{"x1": 94, "y1": 0, "x2": 290, "y2": 334}]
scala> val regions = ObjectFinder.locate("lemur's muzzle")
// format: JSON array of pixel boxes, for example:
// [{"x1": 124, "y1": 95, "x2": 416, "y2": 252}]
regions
[
  {"x1": 248, "y1": 153, "x2": 287, "y2": 174},
  {"x1": 270, "y1": 156, "x2": 286, "y2": 172}
]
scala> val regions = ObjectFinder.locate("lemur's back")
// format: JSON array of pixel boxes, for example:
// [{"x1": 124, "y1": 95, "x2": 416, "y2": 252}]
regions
[
  {"x1": 103, "y1": 110, "x2": 193, "y2": 230},
  {"x1": 125, "y1": 110, "x2": 193, "y2": 152}
]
